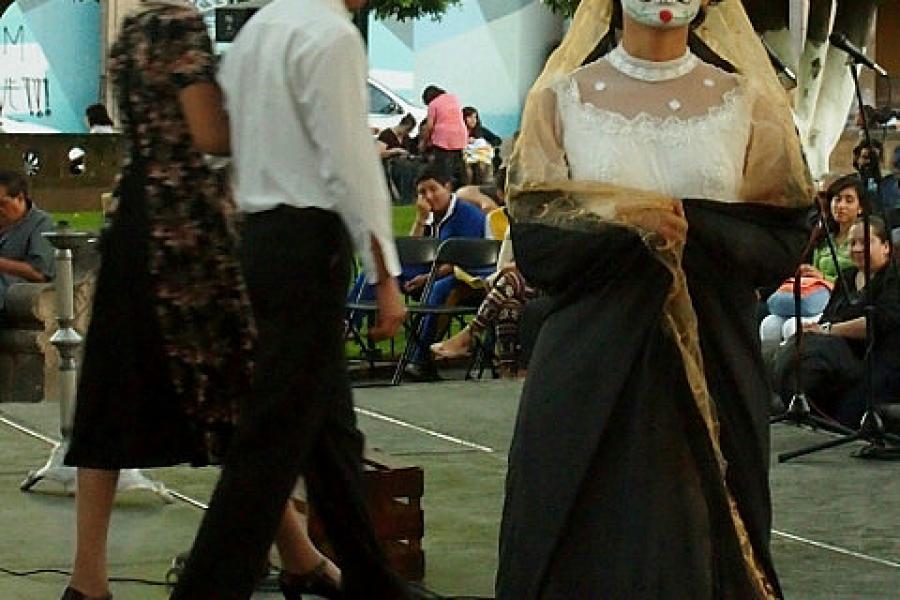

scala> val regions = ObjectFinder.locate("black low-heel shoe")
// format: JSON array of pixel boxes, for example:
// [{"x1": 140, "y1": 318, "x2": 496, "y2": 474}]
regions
[
  {"x1": 60, "y1": 587, "x2": 112, "y2": 600},
  {"x1": 278, "y1": 560, "x2": 343, "y2": 600}
]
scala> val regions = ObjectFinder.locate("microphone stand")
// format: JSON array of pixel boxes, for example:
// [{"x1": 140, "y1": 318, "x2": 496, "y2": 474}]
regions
[
  {"x1": 779, "y1": 59, "x2": 900, "y2": 462},
  {"x1": 770, "y1": 210, "x2": 854, "y2": 434}
]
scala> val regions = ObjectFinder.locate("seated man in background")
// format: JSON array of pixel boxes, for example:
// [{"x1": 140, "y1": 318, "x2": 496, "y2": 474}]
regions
[
  {"x1": 348, "y1": 167, "x2": 488, "y2": 377},
  {"x1": 0, "y1": 170, "x2": 55, "y2": 313},
  {"x1": 404, "y1": 166, "x2": 489, "y2": 377}
]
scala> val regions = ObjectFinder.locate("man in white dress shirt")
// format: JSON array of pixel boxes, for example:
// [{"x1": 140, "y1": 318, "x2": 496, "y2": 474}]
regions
[{"x1": 171, "y1": 0, "x2": 409, "y2": 597}]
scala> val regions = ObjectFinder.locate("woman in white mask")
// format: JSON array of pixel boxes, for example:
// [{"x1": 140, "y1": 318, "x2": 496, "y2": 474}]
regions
[{"x1": 496, "y1": 1, "x2": 813, "y2": 598}]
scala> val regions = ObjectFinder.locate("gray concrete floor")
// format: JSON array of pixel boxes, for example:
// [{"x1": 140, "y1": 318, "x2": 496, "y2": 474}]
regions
[{"x1": 1, "y1": 380, "x2": 898, "y2": 599}]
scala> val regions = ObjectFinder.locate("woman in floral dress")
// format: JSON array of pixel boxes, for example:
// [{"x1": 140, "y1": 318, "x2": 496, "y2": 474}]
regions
[{"x1": 63, "y1": 3, "x2": 338, "y2": 598}]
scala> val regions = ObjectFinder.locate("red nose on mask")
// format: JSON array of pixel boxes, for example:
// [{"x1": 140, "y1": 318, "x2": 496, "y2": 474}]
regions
[{"x1": 659, "y1": 9, "x2": 673, "y2": 23}]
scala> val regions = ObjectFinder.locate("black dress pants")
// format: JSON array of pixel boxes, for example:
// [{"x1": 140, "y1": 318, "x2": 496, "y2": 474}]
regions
[
  {"x1": 171, "y1": 206, "x2": 407, "y2": 599},
  {"x1": 432, "y1": 146, "x2": 466, "y2": 189}
]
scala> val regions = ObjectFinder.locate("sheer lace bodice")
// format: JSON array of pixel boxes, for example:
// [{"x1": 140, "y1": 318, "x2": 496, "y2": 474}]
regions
[{"x1": 555, "y1": 47, "x2": 753, "y2": 202}]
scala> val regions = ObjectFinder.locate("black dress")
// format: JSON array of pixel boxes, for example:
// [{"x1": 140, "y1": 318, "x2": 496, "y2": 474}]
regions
[
  {"x1": 66, "y1": 6, "x2": 254, "y2": 469},
  {"x1": 497, "y1": 200, "x2": 808, "y2": 599}
]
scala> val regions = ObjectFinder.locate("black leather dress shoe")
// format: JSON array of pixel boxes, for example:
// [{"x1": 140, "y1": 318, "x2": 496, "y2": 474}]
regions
[
  {"x1": 403, "y1": 362, "x2": 440, "y2": 382},
  {"x1": 278, "y1": 561, "x2": 342, "y2": 600},
  {"x1": 60, "y1": 587, "x2": 112, "y2": 600}
]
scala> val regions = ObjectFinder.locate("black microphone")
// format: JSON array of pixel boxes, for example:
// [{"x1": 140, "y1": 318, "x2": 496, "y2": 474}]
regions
[{"x1": 829, "y1": 32, "x2": 888, "y2": 77}]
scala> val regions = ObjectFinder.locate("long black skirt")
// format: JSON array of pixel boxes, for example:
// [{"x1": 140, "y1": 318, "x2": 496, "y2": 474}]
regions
[
  {"x1": 497, "y1": 200, "x2": 809, "y2": 599},
  {"x1": 66, "y1": 172, "x2": 208, "y2": 469}
]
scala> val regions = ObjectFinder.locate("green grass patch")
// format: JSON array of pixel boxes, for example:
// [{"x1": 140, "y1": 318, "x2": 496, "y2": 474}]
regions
[
  {"x1": 392, "y1": 204, "x2": 416, "y2": 238},
  {"x1": 49, "y1": 211, "x2": 104, "y2": 233},
  {"x1": 49, "y1": 205, "x2": 417, "y2": 238},
  {"x1": 48, "y1": 206, "x2": 421, "y2": 361}
]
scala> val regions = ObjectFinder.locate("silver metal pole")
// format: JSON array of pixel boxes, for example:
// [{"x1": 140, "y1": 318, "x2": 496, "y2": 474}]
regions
[{"x1": 20, "y1": 223, "x2": 171, "y2": 501}]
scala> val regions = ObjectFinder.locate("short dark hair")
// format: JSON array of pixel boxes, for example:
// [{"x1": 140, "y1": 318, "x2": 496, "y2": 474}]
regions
[
  {"x1": 415, "y1": 165, "x2": 453, "y2": 187},
  {"x1": 85, "y1": 103, "x2": 113, "y2": 127},
  {"x1": 398, "y1": 113, "x2": 416, "y2": 129},
  {"x1": 422, "y1": 85, "x2": 445, "y2": 105},
  {"x1": 853, "y1": 139, "x2": 883, "y2": 159},
  {"x1": 854, "y1": 214, "x2": 890, "y2": 245},
  {"x1": 0, "y1": 170, "x2": 29, "y2": 199}
]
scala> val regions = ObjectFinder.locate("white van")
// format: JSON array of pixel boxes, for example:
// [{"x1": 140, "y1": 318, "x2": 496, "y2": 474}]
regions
[{"x1": 367, "y1": 78, "x2": 426, "y2": 135}]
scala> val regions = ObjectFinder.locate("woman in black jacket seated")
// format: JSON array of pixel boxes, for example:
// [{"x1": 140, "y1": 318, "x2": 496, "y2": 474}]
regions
[{"x1": 774, "y1": 215, "x2": 900, "y2": 427}]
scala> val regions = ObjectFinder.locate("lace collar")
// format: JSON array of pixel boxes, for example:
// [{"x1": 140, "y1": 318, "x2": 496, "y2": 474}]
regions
[{"x1": 606, "y1": 45, "x2": 699, "y2": 82}]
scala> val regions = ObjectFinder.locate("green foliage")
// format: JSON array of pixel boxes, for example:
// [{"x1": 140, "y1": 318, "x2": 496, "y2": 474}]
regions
[
  {"x1": 540, "y1": 0, "x2": 580, "y2": 18},
  {"x1": 367, "y1": 0, "x2": 463, "y2": 21}
]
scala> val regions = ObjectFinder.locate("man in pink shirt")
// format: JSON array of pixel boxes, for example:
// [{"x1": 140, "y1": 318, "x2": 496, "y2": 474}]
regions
[{"x1": 419, "y1": 84, "x2": 468, "y2": 187}]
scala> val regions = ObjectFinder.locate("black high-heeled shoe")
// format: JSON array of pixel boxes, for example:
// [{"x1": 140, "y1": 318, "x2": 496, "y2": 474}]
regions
[
  {"x1": 60, "y1": 587, "x2": 112, "y2": 600},
  {"x1": 278, "y1": 560, "x2": 342, "y2": 600}
]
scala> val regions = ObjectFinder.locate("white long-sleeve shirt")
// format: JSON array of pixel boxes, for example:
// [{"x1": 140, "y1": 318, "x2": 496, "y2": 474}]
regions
[{"x1": 217, "y1": 0, "x2": 400, "y2": 282}]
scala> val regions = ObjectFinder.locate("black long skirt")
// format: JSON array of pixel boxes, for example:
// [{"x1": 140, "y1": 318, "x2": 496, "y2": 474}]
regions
[
  {"x1": 497, "y1": 200, "x2": 809, "y2": 599},
  {"x1": 65, "y1": 172, "x2": 208, "y2": 469}
]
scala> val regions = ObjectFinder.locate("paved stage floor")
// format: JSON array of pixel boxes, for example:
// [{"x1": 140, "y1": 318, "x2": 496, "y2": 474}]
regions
[{"x1": 1, "y1": 380, "x2": 898, "y2": 599}]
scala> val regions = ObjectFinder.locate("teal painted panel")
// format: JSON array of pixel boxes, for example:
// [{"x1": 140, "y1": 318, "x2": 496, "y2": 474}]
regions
[{"x1": 0, "y1": 1, "x2": 100, "y2": 132}]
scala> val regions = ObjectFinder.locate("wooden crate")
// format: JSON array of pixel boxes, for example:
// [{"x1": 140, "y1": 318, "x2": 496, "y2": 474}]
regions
[{"x1": 294, "y1": 449, "x2": 425, "y2": 581}]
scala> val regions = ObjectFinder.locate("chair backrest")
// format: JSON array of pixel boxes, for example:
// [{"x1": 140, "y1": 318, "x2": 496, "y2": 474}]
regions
[
  {"x1": 395, "y1": 236, "x2": 441, "y2": 267},
  {"x1": 434, "y1": 238, "x2": 501, "y2": 271},
  {"x1": 486, "y1": 208, "x2": 510, "y2": 241}
]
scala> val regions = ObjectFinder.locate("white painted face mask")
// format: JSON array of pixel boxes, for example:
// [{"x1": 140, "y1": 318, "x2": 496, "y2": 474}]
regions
[{"x1": 622, "y1": 0, "x2": 702, "y2": 29}]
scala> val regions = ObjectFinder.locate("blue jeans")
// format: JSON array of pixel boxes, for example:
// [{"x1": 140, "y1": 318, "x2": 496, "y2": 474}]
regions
[
  {"x1": 766, "y1": 288, "x2": 830, "y2": 318},
  {"x1": 348, "y1": 266, "x2": 493, "y2": 365}
]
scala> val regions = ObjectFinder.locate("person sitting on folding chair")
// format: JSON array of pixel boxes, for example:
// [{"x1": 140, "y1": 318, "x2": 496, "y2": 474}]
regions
[
  {"x1": 429, "y1": 174, "x2": 537, "y2": 378},
  {"x1": 347, "y1": 165, "x2": 486, "y2": 302},
  {"x1": 403, "y1": 167, "x2": 491, "y2": 378},
  {"x1": 346, "y1": 167, "x2": 488, "y2": 376},
  {"x1": 430, "y1": 232, "x2": 536, "y2": 378}
]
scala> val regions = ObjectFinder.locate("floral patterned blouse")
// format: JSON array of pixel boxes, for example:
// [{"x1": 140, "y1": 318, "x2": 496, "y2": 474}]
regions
[{"x1": 109, "y1": 4, "x2": 254, "y2": 462}]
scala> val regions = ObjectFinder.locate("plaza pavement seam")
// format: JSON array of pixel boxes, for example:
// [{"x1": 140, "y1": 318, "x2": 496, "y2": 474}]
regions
[
  {"x1": 772, "y1": 530, "x2": 900, "y2": 569},
  {"x1": 4, "y1": 406, "x2": 899, "y2": 574},
  {"x1": 355, "y1": 407, "x2": 501, "y2": 455}
]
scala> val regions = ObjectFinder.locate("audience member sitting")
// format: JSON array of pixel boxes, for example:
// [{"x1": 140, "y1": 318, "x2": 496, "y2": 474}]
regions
[
  {"x1": 0, "y1": 170, "x2": 55, "y2": 314},
  {"x1": 760, "y1": 175, "x2": 864, "y2": 344},
  {"x1": 377, "y1": 113, "x2": 419, "y2": 204},
  {"x1": 430, "y1": 211, "x2": 535, "y2": 378},
  {"x1": 85, "y1": 103, "x2": 115, "y2": 134},
  {"x1": 403, "y1": 168, "x2": 491, "y2": 378},
  {"x1": 377, "y1": 113, "x2": 415, "y2": 160},
  {"x1": 462, "y1": 106, "x2": 502, "y2": 183},
  {"x1": 457, "y1": 166, "x2": 507, "y2": 214},
  {"x1": 348, "y1": 167, "x2": 488, "y2": 377},
  {"x1": 853, "y1": 140, "x2": 900, "y2": 214},
  {"x1": 772, "y1": 216, "x2": 900, "y2": 427}
]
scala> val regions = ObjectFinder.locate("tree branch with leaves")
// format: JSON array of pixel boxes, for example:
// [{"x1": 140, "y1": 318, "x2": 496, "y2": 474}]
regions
[
  {"x1": 366, "y1": 0, "x2": 462, "y2": 21},
  {"x1": 539, "y1": 0, "x2": 579, "y2": 18}
]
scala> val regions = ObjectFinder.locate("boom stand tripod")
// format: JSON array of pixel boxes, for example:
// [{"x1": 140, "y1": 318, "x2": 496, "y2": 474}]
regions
[
  {"x1": 779, "y1": 58, "x2": 900, "y2": 462},
  {"x1": 770, "y1": 226, "x2": 854, "y2": 435},
  {"x1": 20, "y1": 224, "x2": 172, "y2": 500}
]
